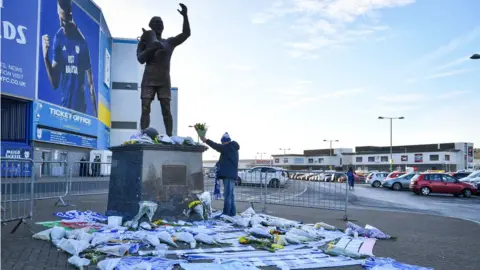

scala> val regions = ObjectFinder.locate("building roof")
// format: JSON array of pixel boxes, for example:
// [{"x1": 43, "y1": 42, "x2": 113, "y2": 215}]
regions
[
  {"x1": 342, "y1": 149, "x2": 460, "y2": 155},
  {"x1": 271, "y1": 154, "x2": 306, "y2": 157}
]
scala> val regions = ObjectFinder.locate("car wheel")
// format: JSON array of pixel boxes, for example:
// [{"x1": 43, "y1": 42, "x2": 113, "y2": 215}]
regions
[
  {"x1": 392, "y1": 182, "x2": 402, "y2": 191},
  {"x1": 420, "y1": 187, "x2": 431, "y2": 196},
  {"x1": 462, "y1": 189, "x2": 472, "y2": 198},
  {"x1": 269, "y1": 179, "x2": 280, "y2": 188},
  {"x1": 236, "y1": 177, "x2": 242, "y2": 186},
  {"x1": 372, "y1": 181, "x2": 381, "y2": 188}
]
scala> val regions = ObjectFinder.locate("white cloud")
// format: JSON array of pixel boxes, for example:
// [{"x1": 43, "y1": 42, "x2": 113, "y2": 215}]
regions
[
  {"x1": 410, "y1": 26, "x2": 480, "y2": 68},
  {"x1": 434, "y1": 55, "x2": 471, "y2": 72},
  {"x1": 407, "y1": 68, "x2": 472, "y2": 83},
  {"x1": 254, "y1": 0, "x2": 413, "y2": 57},
  {"x1": 230, "y1": 64, "x2": 254, "y2": 71},
  {"x1": 320, "y1": 88, "x2": 365, "y2": 99},
  {"x1": 425, "y1": 69, "x2": 471, "y2": 80},
  {"x1": 438, "y1": 90, "x2": 470, "y2": 99},
  {"x1": 376, "y1": 93, "x2": 424, "y2": 103}
]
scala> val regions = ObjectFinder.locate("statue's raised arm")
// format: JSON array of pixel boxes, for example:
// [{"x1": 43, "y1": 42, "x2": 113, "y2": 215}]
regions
[{"x1": 167, "y1": 3, "x2": 191, "y2": 47}]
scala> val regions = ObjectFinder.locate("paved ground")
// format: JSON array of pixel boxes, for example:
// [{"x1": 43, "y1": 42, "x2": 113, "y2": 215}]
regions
[
  {"x1": 349, "y1": 184, "x2": 480, "y2": 223},
  {"x1": 206, "y1": 178, "x2": 480, "y2": 223},
  {"x1": 2, "y1": 194, "x2": 480, "y2": 270}
]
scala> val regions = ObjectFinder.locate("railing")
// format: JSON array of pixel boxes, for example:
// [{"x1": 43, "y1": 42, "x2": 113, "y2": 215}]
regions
[
  {"x1": 203, "y1": 168, "x2": 350, "y2": 220},
  {"x1": 1, "y1": 158, "x2": 35, "y2": 233},
  {"x1": 31, "y1": 161, "x2": 110, "y2": 206}
]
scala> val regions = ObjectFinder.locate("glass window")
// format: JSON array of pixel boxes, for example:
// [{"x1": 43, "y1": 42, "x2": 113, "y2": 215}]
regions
[
  {"x1": 430, "y1": 154, "x2": 439, "y2": 161},
  {"x1": 283, "y1": 158, "x2": 289, "y2": 163},
  {"x1": 425, "y1": 174, "x2": 441, "y2": 181},
  {"x1": 274, "y1": 158, "x2": 280, "y2": 163},
  {"x1": 356, "y1": 157, "x2": 362, "y2": 162},
  {"x1": 444, "y1": 154, "x2": 450, "y2": 161},
  {"x1": 368, "y1": 157, "x2": 375, "y2": 162},
  {"x1": 308, "y1": 158, "x2": 314, "y2": 164},
  {"x1": 318, "y1": 158, "x2": 324, "y2": 163},
  {"x1": 441, "y1": 175, "x2": 457, "y2": 183},
  {"x1": 381, "y1": 156, "x2": 388, "y2": 162}
]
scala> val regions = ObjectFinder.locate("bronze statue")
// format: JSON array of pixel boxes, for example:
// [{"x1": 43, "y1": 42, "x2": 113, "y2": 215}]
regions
[{"x1": 137, "y1": 3, "x2": 190, "y2": 136}]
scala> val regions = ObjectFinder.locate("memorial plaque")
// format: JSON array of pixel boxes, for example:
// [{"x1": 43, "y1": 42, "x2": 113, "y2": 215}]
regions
[{"x1": 162, "y1": 165, "x2": 187, "y2": 185}]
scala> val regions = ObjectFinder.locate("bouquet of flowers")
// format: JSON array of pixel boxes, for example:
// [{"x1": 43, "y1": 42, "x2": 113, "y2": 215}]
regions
[
  {"x1": 193, "y1": 123, "x2": 208, "y2": 138},
  {"x1": 238, "y1": 236, "x2": 284, "y2": 252}
]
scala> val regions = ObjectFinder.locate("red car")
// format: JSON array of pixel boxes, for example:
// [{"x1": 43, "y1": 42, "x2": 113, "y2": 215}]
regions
[
  {"x1": 385, "y1": 171, "x2": 405, "y2": 180},
  {"x1": 409, "y1": 173, "x2": 478, "y2": 197}
]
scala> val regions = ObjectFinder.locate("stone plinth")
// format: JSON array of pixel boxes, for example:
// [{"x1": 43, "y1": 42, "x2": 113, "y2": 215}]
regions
[{"x1": 106, "y1": 144, "x2": 207, "y2": 220}]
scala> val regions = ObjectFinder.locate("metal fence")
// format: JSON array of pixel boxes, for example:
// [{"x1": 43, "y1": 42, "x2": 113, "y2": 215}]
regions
[
  {"x1": 67, "y1": 161, "x2": 111, "y2": 197},
  {"x1": 1, "y1": 158, "x2": 35, "y2": 232},
  {"x1": 203, "y1": 168, "x2": 350, "y2": 220},
  {"x1": 31, "y1": 161, "x2": 110, "y2": 206}
]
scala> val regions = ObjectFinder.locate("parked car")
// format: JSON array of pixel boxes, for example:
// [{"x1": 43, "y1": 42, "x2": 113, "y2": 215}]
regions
[
  {"x1": 365, "y1": 172, "x2": 389, "y2": 187},
  {"x1": 459, "y1": 171, "x2": 480, "y2": 195},
  {"x1": 328, "y1": 172, "x2": 347, "y2": 183},
  {"x1": 382, "y1": 173, "x2": 416, "y2": 191},
  {"x1": 237, "y1": 166, "x2": 288, "y2": 187},
  {"x1": 449, "y1": 171, "x2": 472, "y2": 180},
  {"x1": 409, "y1": 173, "x2": 478, "y2": 197},
  {"x1": 385, "y1": 171, "x2": 406, "y2": 180}
]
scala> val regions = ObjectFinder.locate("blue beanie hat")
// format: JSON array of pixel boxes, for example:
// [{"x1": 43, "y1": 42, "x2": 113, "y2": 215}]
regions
[{"x1": 221, "y1": 132, "x2": 231, "y2": 143}]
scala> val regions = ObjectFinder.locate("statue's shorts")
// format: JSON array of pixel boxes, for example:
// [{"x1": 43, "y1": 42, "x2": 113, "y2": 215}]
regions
[{"x1": 141, "y1": 85, "x2": 171, "y2": 100}]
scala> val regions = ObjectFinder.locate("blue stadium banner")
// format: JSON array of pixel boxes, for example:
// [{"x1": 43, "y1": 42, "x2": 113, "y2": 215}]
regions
[
  {"x1": 1, "y1": 0, "x2": 40, "y2": 100},
  {"x1": 32, "y1": 100, "x2": 98, "y2": 137},
  {"x1": 1, "y1": 142, "x2": 33, "y2": 177},
  {"x1": 37, "y1": 0, "x2": 100, "y2": 117},
  {"x1": 34, "y1": 127, "x2": 97, "y2": 149}
]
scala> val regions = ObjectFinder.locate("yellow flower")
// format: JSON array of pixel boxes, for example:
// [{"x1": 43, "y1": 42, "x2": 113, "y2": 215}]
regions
[
  {"x1": 271, "y1": 244, "x2": 284, "y2": 250},
  {"x1": 239, "y1": 236, "x2": 249, "y2": 245},
  {"x1": 188, "y1": 200, "x2": 201, "y2": 209}
]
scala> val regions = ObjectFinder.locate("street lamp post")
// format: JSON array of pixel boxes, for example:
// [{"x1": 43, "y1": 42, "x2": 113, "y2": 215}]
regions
[
  {"x1": 323, "y1": 139, "x2": 339, "y2": 169},
  {"x1": 257, "y1": 152, "x2": 266, "y2": 160},
  {"x1": 279, "y1": 148, "x2": 290, "y2": 156},
  {"x1": 323, "y1": 139, "x2": 339, "y2": 156},
  {"x1": 378, "y1": 116, "x2": 405, "y2": 172}
]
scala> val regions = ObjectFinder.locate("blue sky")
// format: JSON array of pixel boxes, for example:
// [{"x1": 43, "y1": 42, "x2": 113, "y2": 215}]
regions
[{"x1": 94, "y1": 0, "x2": 480, "y2": 160}]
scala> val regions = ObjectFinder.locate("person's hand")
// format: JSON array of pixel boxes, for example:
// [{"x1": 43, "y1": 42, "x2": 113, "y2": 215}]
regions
[
  {"x1": 200, "y1": 137, "x2": 207, "y2": 143},
  {"x1": 178, "y1": 3, "x2": 188, "y2": 16},
  {"x1": 42, "y1": 34, "x2": 50, "y2": 58}
]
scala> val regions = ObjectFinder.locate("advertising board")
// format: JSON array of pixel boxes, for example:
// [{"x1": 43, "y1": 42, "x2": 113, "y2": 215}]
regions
[
  {"x1": 32, "y1": 100, "x2": 98, "y2": 137},
  {"x1": 34, "y1": 127, "x2": 96, "y2": 148},
  {"x1": 37, "y1": 0, "x2": 100, "y2": 117},
  {"x1": 1, "y1": 0, "x2": 40, "y2": 100},
  {"x1": 1, "y1": 142, "x2": 33, "y2": 177}
]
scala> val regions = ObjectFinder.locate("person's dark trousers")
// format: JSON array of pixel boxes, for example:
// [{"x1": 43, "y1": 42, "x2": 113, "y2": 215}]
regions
[
  {"x1": 222, "y1": 178, "x2": 236, "y2": 216},
  {"x1": 140, "y1": 98, "x2": 173, "y2": 136}
]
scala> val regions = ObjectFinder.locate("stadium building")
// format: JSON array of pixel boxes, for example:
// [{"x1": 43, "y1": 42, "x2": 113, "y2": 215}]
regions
[{"x1": 1, "y1": 0, "x2": 178, "y2": 177}]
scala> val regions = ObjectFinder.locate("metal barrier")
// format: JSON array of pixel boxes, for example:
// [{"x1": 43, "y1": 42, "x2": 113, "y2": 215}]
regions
[
  {"x1": 1, "y1": 158, "x2": 35, "y2": 233},
  {"x1": 204, "y1": 168, "x2": 265, "y2": 204},
  {"x1": 204, "y1": 167, "x2": 349, "y2": 220},
  {"x1": 33, "y1": 161, "x2": 69, "y2": 205},
  {"x1": 32, "y1": 161, "x2": 110, "y2": 206},
  {"x1": 67, "y1": 161, "x2": 111, "y2": 198}
]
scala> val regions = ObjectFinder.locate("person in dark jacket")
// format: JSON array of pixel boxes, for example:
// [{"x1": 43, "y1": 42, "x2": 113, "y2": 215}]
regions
[
  {"x1": 79, "y1": 156, "x2": 87, "y2": 177},
  {"x1": 347, "y1": 167, "x2": 355, "y2": 190},
  {"x1": 201, "y1": 132, "x2": 239, "y2": 216}
]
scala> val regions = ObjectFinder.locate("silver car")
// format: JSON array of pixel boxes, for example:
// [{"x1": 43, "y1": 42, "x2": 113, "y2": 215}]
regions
[{"x1": 382, "y1": 173, "x2": 417, "y2": 191}]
